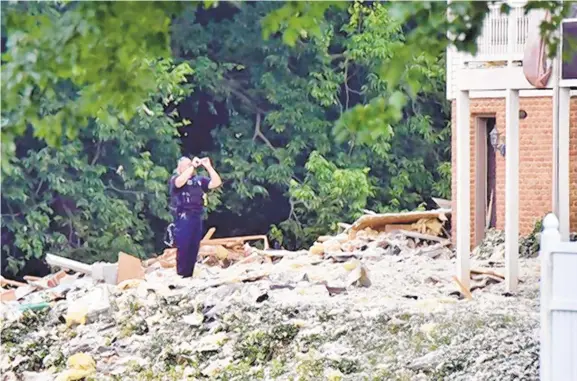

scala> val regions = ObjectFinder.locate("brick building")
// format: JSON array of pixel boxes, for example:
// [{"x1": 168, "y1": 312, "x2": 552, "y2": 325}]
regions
[
  {"x1": 450, "y1": 97, "x2": 577, "y2": 244},
  {"x1": 447, "y1": 5, "x2": 577, "y2": 292}
]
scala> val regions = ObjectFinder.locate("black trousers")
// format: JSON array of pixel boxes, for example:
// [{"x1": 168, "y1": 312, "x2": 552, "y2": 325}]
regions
[{"x1": 174, "y1": 212, "x2": 203, "y2": 277}]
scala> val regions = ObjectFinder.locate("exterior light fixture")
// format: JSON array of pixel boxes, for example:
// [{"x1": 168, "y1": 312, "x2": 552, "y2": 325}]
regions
[
  {"x1": 519, "y1": 110, "x2": 528, "y2": 119},
  {"x1": 489, "y1": 127, "x2": 506, "y2": 157}
]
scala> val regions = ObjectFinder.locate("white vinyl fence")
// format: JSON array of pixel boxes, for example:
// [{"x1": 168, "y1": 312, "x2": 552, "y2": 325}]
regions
[{"x1": 540, "y1": 213, "x2": 577, "y2": 381}]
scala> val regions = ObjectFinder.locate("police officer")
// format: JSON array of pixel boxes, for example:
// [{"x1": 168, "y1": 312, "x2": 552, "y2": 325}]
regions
[{"x1": 169, "y1": 156, "x2": 222, "y2": 277}]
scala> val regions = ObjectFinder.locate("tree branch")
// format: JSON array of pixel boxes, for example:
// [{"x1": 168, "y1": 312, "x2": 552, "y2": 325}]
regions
[
  {"x1": 35, "y1": 180, "x2": 45, "y2": 196},
  {"x1": 91, "y1": 141, "x2": 103, "y2": 166},
  {"x1": 344, "y1": 59, "x2": 350, "y2": 110},
  {"x1": 1, "y1": 197, "x2": 56, "y2": 219},
  {"x1": 106, "y1": 181, "x2": 144, "y2": 195},
  {"x1": 222, "y1": 77, "x2": 268, "y2": 115},
  {"x1": 252, "y1": 113, "x2": 276, "y2": 150},
  {"x1": 288, "y1": 198, "x2": 303, "y2": 232}
]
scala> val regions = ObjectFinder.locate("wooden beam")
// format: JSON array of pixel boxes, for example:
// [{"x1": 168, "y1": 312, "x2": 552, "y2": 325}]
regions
[
  {"x1": 456, "y1": 90, "x2": 471, "y2": 289},
  {"x1": 505, "y1": 88, "x2": 519, "y2": 293},
  {"x1": 201, "y1": 235, "x2": 269, "y2": 249},
  {"x1": 0, "y1": 277, "x2": 28, "y2": 288},
  {"x1": 452, "y1": 276, "x2": 473, "y2": 300},
  {"x1": 470, "y1": 268, "x2": 505, "y2": 279},
  {"x1": 203, "y1": 227, "x2": 216, "y2": 241},
  {"x1": 397, "y1": 230, "x2": 451, "y2": 246}
]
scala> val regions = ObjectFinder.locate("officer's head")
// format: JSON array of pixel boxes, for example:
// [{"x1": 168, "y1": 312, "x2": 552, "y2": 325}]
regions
[{"x1": 176, "y1": 157, "x2": 193, "y2": 175}]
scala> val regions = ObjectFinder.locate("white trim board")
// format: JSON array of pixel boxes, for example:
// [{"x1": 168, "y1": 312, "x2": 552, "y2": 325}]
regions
[
  {"x1": 456, "y1": 67, "x2": 540, "y2": 92},
  {"x1": 448, "y1": 89, "x2": 577, "y2": 100}
]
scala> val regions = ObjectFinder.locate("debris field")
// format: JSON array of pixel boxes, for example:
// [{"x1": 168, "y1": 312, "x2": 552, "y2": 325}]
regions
[{"x1": 1, "y1": 207, "x2": 541, "y2": 381}]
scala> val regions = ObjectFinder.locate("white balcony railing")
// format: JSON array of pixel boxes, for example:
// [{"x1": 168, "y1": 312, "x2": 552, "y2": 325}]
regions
[
  {"x1": 446, "y1": 3, "x2": 545, "y2": 98},
  {"x1": 462, "y1": 4, "x2": 532, "y2": 64}
]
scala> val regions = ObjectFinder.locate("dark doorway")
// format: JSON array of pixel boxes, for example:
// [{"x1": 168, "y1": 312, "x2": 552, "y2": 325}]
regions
[
  {"x1": 485, "y1": 118, "x2": 497, "y2": 229},
  {"x1": 474, "y1": 116, "x2": 498, "y2": 245}
]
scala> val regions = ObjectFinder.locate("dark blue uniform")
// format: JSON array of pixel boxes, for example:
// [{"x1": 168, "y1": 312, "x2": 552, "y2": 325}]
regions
[{"x1": 169, "y1": 175, "x2": 210, "y2": 277}]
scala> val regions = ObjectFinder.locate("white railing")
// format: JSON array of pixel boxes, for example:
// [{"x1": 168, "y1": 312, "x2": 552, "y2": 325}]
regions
[
  {"x1": 540, "y1": 213, "x2": 577, "y2": 381},
  {"x1": 462, "y1": 4, "x2": 531, "y2": 64},
  {"x1": 446, "y1": 4, "x2": 544, "y2": 98}
]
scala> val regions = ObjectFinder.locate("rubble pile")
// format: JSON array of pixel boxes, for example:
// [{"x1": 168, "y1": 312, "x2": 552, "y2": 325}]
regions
[
  {"x1": 472, "y1": 224, "x2": 542, "y2": 261},
  {"x1": 1, "y1": 209, "x2": 541, "y2": 381}
]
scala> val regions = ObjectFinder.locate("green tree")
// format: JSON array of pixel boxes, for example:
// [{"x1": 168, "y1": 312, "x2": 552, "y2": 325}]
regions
[
  {"x1": 0, "y1": 1, "x2": 462, "y2": 273},
  {"x1": 171, "y1": 2, "x2": 450, "y2": 246},
  {"x1": 1, "y1": 1, "x2": 571, "y2": 165},
  {"x1": 1, "y1": 59, "x2": 192, "y2": 274}
]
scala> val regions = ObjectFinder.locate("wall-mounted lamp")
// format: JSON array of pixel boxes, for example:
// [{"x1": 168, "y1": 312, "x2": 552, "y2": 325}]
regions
[
  {"x1": 519, "y1": 110, "x2": 528, "y2": 119},
  {"x1": 490, "y1": 127, "x2": 506, "y2": 157}
]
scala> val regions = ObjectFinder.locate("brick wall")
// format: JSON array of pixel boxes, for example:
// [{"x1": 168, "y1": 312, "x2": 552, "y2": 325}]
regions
[{"x1": 451, "y1": 96, "x2": 577, "y2": 248}]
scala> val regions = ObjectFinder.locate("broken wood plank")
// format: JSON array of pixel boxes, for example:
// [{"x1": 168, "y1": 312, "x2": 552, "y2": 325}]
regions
[
  {"x1": 144, "y1": 248, "x2": 177, "y2": 267},
  {"x1": 349, "y1": 208, "x2": 451, "y2": 236},
  {"x1": 1, "y1": 289, "x2": 16, "y2": 302},
  {"x1": 398, "y1": 230, "x2": 451, "y2": 246},
  {"x1": 201, "y1": 234, "x2": 269, "y2": 250},
  {"x1": 159, "y1": 259, "x2": 176, "y2": 269},
  {"x1": 452, "y1": 276, "x2": 473, "y2": 300},
  {"x1": 201, "y1": 234, "x2": 268, "y2": 243},
  {"x1": 143, "y1": 257, "x2": 159, "y2": 267},
  {"x1": 384, "y1": 224, "x2": 414, "y2": 233},
  {"x1": 470, "y1": 268, "x2": 505, "y2": 280},
  {"x1": 203, "y1": 227, "x2": 216, "y2": 241},
  {"x1": 46, "y1": 253, "x2": 92, "y2": 274},
  {"x1": 0, "y1": 277, "x2": 28, "y2": 288},
  {"x1": 316, "y1": 235, "x2": 334, "y2": 243},
  {"x1": 432, "y1": 197, "x2": 452, "y2": 210}
]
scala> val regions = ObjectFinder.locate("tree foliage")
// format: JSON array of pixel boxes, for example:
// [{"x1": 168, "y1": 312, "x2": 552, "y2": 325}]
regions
[
  {"x1": 8, "y1": 0, "x2": 567, "y2": 273},
  {"x1": 171, "y1": 2, "x2": 450, "y2": 247},
  {"x1": 2, "y1": 1, "x2": 572, "y2": 165},
  {"x1": 1, "y1": 58, "x2": 192, "y2": 274},
  {"x1": 1, "y1": 1, "x2": 183, "y2": 170}
]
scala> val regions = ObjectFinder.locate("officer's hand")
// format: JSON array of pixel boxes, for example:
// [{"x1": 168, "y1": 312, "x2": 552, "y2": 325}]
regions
[
  {"x1": 192, "y1": 157, "x2": 202, "y2": 168},
  {"x1": 200, "y1": 157, "x2": 212, "y2": 168}
]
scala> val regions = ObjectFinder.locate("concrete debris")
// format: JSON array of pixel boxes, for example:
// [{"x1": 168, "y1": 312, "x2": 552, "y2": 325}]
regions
[{"x1": 1, "y1": 215, "x2": 542, "y2": 380}]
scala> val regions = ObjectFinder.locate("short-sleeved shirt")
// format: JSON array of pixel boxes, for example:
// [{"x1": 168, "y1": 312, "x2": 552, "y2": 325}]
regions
[{"x1": 169, "y1": 175, "x2": 210, "y2": 216}]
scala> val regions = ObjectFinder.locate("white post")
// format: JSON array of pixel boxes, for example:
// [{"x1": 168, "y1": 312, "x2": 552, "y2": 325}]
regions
[
  {"x1": 505, "y1": 88, "x2": 520, "y2": 292},
  {"x1": 552, "y1": 57, "x2": 560, "y2": 218},
  {"x1": 507, "y1": 8, "x2": 515, "y2": 68},
  {"x1": 456, "y1": 90, "x2": 471, "y2": 289},
  {"x1": 539, "y1": 213, "x2": 561, "y2": 381},
  {"x1": 558, "y1": 87, "x2": 571, "y2": 240}
]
